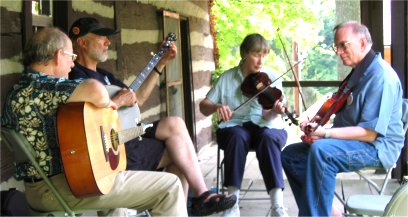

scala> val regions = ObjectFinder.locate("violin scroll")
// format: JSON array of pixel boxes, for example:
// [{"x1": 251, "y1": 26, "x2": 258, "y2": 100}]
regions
[{"x1": 284, "y1": 108, "x2": 298, "y2": 126}]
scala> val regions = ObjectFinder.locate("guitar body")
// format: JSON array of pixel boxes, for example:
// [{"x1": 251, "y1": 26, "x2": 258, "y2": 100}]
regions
[
  {"x1": 55, "y1": 34, "x2": 177, "y2": 197},
  {"x1": 106, "y1": 85, "x2": 141, "y2": 130},
  {"x1": 57, "y1": 102, "x2": 126, "y2": 197}
]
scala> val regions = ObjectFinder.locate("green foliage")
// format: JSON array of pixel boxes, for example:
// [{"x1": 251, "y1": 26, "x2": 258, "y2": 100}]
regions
[
  {"x1": 211, "y1": 0, "x2": 338, "y2": 112},
  {"x1": 212, "y1": 0, "x2": 321, "y2": 76}
]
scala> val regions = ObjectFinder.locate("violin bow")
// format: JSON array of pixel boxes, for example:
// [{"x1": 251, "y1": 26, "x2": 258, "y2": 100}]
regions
[{"x1": 276, "y1": 28, "x2": 308, "y2": 112}]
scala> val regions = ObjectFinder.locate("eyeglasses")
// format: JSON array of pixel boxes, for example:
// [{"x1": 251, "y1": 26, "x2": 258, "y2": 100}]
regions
[
  {"x1": 63, "y1": 50, "x2": 77, "y2": 61},
  {"x1": 332, "y1": 39, "x2": 358, "y2": 53}
]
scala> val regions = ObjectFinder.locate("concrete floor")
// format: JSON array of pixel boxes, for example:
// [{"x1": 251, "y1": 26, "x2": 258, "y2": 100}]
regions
[
  {"x1": 83, "y1": 142, "x2": 402, "y2": 217},
  {"x1": 197, "y1": 143, "x2": 401, "y2": 217}
]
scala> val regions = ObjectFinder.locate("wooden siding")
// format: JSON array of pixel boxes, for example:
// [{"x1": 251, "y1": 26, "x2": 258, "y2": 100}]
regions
[{"x1": 0, "y1": 0, "x2": 214, "y2": 184}]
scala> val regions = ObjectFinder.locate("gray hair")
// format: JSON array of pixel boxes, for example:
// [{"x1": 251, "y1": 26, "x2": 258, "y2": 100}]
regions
[
  {"x1": 333, "y1": 21, "x2": 373, "y2": 46},
  {"x1": 22, "y1": 27, "x2": 68, "y2": 66},
  {"x1": 240, "y1": 33, "x2": 270, "y2": 59}
]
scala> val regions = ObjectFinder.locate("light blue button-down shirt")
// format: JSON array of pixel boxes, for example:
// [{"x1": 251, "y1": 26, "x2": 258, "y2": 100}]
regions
[
  {"x1": 206, "y1": 66, "x2": 286, "y2": 129},
  {"x1": 333, "y1": 53, "x2": 404, "y2": 169}
]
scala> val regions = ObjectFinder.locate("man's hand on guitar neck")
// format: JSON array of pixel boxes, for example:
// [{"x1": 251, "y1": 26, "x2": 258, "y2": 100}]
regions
[
  {"x1": 111, "y1": 88, "x2": 138, "y2": 108},
  {"x1": 156, "y1": 41, "x2": 177, "y2": 72}
]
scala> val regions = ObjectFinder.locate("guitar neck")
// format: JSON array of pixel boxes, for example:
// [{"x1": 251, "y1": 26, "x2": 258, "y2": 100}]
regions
[
  {"x1": 118, "y1": 126, "x2": 145, "y2": 144},
  {"x1": 117, "y1": 123, "x2": 152, "y2": 144},
  {"x1": 128, "y1": 52, "x2": 166, "y2": 91},
  {"x1": 127, "y1": 33, "x2": 176, "y2": 91}
]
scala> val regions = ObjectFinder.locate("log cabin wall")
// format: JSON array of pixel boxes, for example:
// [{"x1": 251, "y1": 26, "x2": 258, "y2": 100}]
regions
[
  {"x1": 1, "y1": 1, "x2": 25, "y2": 188},
  {"x1": 64, "y1": 0, "x2": 215, "y2": 150},
  {"x1": 0, "y1": 0, "x2": 215, "y2": 188}
]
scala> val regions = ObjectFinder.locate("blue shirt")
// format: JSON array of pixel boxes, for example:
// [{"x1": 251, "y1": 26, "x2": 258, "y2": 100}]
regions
[
  {"x1": 1, "y1": 68, "x2": 79, "y2": 180},
  {"x1": 333, "y1": 53, "x2": 404, "y2": 169},
  {"x1": 206, "y1": 66, "x2": 286, "y2": 129}
]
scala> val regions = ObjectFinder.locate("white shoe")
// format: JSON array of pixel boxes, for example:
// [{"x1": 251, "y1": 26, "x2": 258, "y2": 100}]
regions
[
  {"x1": 270, "y1": 206, "x2": 288, "y2": 217},
  {"x1": 222, "y1": 202, "x2": 240, "y2": 217}
]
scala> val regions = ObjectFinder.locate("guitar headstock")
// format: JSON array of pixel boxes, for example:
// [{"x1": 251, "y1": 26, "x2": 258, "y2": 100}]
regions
[
  {"x1": 157, "y1": 33, "x2": 177, "y2": 56},
  {"x1": 166, "y1": 32, "x2": 177, "y2": 42}
]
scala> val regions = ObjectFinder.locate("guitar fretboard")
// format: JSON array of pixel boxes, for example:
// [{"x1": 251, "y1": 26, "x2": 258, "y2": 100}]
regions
[
  {"x1": 128, "y1": 32, "x2": 176, "y2": 91},
  {"x1": 128, "y1": 54, "x2": 165, "y2": 91},
  {"x1": 118, "y1": 124, "x2": 146, "y2": 144}
]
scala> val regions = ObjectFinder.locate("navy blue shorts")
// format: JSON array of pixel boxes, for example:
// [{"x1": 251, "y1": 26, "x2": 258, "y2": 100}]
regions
[{"x1": 125, "y1": 120, "x2": 166, "y2": 171}]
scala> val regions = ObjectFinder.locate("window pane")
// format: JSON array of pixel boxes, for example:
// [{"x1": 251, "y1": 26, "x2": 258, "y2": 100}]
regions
[{"x1": 282, "y1": 0, "x2": 359, "y2": 110}]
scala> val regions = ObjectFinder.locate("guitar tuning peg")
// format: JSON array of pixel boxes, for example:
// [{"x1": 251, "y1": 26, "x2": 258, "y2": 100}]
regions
[{"x1": 150, "y1": 52, "x2": 155, "y2": 56}]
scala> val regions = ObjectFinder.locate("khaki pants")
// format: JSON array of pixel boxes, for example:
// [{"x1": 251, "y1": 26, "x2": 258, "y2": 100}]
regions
[{"x1": 24, "y1": 171, "x2": 187, "y2": 216}]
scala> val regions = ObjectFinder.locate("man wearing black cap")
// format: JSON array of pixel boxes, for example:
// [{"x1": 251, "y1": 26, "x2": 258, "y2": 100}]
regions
[
  {"x1": 2, "y1": 26, "x2": 187, "y2": 217},
  {"x1": 68, "y1": 17, "x2": 237, "y2": 216}
]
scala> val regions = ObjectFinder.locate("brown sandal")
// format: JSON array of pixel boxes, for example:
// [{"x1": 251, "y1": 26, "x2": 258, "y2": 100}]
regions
[{"x1": 191, "y1": 191, "x2": 237, "y2": 216}]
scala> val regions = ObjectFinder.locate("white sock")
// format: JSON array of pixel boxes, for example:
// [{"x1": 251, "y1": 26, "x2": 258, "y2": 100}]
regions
[
  {"x1": 269, "y1": 188, "x2": 284, "y2": 208},
  {"x1": 227, "y1": 186, "x2": 240, "y2": 201},
  {"x1": 223, "y1": 186, "x2": 240, "y2": 217}
]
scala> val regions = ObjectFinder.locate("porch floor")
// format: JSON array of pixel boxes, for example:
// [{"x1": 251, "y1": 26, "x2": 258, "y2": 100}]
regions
[{"x1": 197, "y1": 143, "x2": 401, "y2": 217}]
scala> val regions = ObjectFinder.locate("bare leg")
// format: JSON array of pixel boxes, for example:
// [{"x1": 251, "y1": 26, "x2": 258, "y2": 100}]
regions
[
  {"x1": 331, "y1": 206, "x2": 342, "y2": 217},
  {"x1": 167, "y1": 164, "x2": 189, "y2": 199},
  {"x1": 155, "y1": 116, "x2": 208, "y2": 197},
  {"x1": 157, "y1": 150, "x2": 189, "y2": 200}
]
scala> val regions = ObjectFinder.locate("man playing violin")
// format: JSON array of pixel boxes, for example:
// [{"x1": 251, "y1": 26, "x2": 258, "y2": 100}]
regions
[
  {"x1": 281, "y1": 21, "x2": 404, "y2": 216},
  {"x1": 200, "y1": 33, "x2": 289, "y2": 217},
  {"x1": 68, "y1": 17, "x2": 236, "y2": 216}
]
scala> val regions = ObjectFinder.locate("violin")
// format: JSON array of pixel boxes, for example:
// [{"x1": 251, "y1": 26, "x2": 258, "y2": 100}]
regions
[
  {"x1": 301, "y1": 81, "x2": 352, "y2": 144},
  {"x1": 240, "y1": 72, "x2": 298, "y2": 126}
]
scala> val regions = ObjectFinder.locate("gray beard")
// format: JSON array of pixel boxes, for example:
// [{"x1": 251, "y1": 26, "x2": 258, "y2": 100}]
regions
[
  {"x1": 95, "y1": 55, "x2": 108, "y2": 63},
  {"x1": 90, "y1": 52, "x2": 108, "y2": 63}
]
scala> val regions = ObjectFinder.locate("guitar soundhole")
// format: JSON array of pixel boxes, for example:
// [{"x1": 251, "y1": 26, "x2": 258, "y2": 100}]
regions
[{"x1": 110, "y1": 129, "x2": 119, "y2": 151}]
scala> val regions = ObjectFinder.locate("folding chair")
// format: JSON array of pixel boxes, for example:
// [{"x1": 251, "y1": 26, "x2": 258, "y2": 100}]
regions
[
  {"x1": 345, "y1": 182, "x2": 408, "y2": 216},
  {"x1": 216, "y1": 146, "x2": 269, "y2": 200},
  {"x1": 336, "y1": 98, "x2": 408, "y2": 207},
  {"x1": 334, "y1": 166, "x2": 395, "y2": 206},
  {"x1": 1, "y1": 127, "x2": 106, "y2": 217}
]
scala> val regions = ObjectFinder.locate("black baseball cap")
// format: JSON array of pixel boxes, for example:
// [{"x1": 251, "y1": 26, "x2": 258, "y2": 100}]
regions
[{"x1": 69, "y1": 17, "x2": 119, "y2": 40}]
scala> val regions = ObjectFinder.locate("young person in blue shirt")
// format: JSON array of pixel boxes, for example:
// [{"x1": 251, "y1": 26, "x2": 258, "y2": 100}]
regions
[
  {"x1": 281, "y1": 21, "x2": 404, "y2": 216},
  {"x1": 199, "y1": 33, "x2": 289, "y2": 217}
]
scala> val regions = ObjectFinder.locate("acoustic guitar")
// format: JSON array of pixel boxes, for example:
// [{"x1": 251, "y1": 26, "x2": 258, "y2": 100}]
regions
[
  {"x1": 56, "y1": 102, "x2": 152, "y2": 197},
  {"x1": 106, "y1": 32, "x2": 177, "y2": 130}
]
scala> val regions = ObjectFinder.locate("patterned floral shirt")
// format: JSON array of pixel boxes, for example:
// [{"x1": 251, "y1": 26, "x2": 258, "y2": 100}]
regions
[{"x1": 2, "y1": 68, "x2": 80, "y2": 180}]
